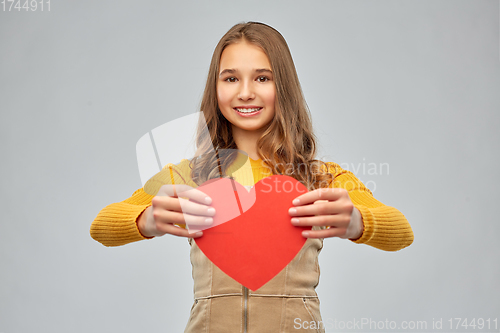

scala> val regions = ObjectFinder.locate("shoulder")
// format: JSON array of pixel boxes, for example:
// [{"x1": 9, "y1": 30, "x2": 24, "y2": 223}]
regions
[
  {"x1": 159, "y1": 159, "x2": 193, "y2": 178},
  {"x1": 319, "y1": 160, "x2": 373, "y2": 194},
  {"x1": 318, "y1": 161, "x2": 347, "y2": 177}
]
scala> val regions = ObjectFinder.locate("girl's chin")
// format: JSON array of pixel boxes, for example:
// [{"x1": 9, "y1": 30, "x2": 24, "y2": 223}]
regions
[{"x1": 230, "y1": 121, "x2": 271, "y2": 133}]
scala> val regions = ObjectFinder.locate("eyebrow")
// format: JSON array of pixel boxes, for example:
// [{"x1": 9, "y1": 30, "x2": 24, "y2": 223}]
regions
[{"x1": 219, "y1": 68, "x2": 273, "y2": 77}]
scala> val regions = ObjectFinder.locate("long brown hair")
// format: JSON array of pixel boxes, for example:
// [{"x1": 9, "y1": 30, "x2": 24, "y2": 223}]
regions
[{"x1": 189, "y1": 21, "x2": 334, "y2": 190}]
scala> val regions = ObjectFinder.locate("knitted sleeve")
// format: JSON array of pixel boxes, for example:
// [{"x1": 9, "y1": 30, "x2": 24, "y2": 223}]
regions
[
  {"x1": 326, "y1": 162, "x2": 414, "y2": 251},
  {"x1": 90, "y1": 188, "x2": 155, "y2": 247},
  {"x1": 90, "y1": 160, "x2": 194, "y2": 247}
]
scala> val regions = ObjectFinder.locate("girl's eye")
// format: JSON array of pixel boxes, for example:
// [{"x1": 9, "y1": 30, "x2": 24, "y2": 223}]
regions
[{"x1": 225, "y1": 77, "x2": 237, "y2": 83}]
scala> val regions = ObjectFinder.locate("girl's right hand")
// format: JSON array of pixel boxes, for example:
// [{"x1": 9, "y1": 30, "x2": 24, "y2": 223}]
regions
[{"x1": 137, "y1": 184, "x2": 215, "y2": 238}]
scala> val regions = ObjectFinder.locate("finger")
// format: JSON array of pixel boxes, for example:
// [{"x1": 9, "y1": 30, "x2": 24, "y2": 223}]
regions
[
  {"x1": 158, "y1": 184, "x2": 213, "y2": 205},
  {"x1": 292, "y1": 188, "x2": 346, "y2": 206},
  {"x1": 291, "y1": 214, "x2": 350, "y2": 228},
  {"x1": 302, "y1": 227, "x2": 346, "y2": 239},
  {"x1": 152, "y1": 196, "x2": 216, "y2": 217},
  {"x1": 151, "y1": 195, "x2": 183, "y2": 213},
  {"x1": 154, "y1": 209, "x2": 213, "y2": 227},
  {"x1": 183, "y1": 211, "x2": 214, "y2": 228},
  {"x1": 158, "y1": 223, "x2": 204, "y2": 238},
  {"x1": 289, "y1": 201, "x2": 342, "y2": 217},
  {"x1": 178, "y1": 197, "x2": 216, "y2": 217}
]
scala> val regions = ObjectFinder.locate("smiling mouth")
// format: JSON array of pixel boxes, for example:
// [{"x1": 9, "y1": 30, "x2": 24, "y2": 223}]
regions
[{"x1": 234, "y1": 107, "x2": 263, "y2": 113}]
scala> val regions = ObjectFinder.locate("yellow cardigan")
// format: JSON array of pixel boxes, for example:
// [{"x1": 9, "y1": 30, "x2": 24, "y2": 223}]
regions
[{"x1": 90, "y1": 156, "x2": 413, "y2": 251}]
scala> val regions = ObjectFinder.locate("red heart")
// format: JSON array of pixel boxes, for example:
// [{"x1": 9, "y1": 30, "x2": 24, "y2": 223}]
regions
[{"x1": 194, "y1": 175, "x2": 310, "y2": 291}]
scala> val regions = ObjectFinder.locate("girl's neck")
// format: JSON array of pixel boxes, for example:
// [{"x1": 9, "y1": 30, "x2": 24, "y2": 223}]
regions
[{"x1": 231, "y1": 125, "x2": 264, "y2": 160}]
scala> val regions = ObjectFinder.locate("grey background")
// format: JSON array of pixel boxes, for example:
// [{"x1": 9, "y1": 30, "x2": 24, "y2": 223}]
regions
[{"x1": 1, "y1": 0, "x2": 499, "y2": 332}]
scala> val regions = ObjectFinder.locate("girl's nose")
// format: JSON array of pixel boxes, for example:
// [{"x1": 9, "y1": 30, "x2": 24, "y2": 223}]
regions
[{"x1": 237, "y1": 81, "x2": 255, "y2": 100}]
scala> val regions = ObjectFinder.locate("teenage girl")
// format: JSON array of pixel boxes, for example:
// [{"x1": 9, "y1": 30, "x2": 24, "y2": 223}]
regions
[{"x1": 91, "y1": 21, "x2": 414, "y2": 333}]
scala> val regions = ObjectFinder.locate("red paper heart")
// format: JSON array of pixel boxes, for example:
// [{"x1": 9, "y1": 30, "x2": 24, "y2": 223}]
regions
[{"x1": 194, "y1": 175, "x2": 310, "y2": 291}]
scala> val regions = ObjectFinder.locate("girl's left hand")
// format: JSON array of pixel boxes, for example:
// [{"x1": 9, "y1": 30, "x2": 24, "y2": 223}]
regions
[{"x1": 289, "y1": 188, "x2": 363, "y2": 239}]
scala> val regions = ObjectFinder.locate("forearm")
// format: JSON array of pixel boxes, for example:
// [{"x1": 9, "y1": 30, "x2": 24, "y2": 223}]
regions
[
  {"x1": 90, "y1": 161, "x2": 195, "y2": 246},
  {"x1": 327, "y1": 162, "x2": 414, "y2": 251},
  {"x1": 90, "y1": 188, "x2": 154, "y2": 247},
  {"x1": 350, "y1": 203, "x2": 413, "y2": 251}
]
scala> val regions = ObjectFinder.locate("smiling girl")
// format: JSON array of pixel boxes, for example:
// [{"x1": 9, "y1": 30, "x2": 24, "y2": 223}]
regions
[{"x1": 91, "y1": 22, "x2": 413, "y2": 333}]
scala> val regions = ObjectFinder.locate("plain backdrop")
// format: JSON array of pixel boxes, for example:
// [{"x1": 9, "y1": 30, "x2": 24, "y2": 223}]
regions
[{"x1": 1, "y1": 0, "x2": 499, "y2": 332}]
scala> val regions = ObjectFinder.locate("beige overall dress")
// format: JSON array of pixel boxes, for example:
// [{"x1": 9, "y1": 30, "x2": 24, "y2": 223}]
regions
[{"x1": 184, "y1": 225, "x2": 326, "y2": 333}]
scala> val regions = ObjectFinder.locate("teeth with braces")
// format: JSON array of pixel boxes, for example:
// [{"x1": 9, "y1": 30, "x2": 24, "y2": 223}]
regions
[{"x1": 235, "y1": 108, "x2": 261, "y2": 113}]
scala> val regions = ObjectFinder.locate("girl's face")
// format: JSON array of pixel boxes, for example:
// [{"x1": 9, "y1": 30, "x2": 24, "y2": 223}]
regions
[{"x1": 217, "y1": 40, "x2": 276, "y2": 135}]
